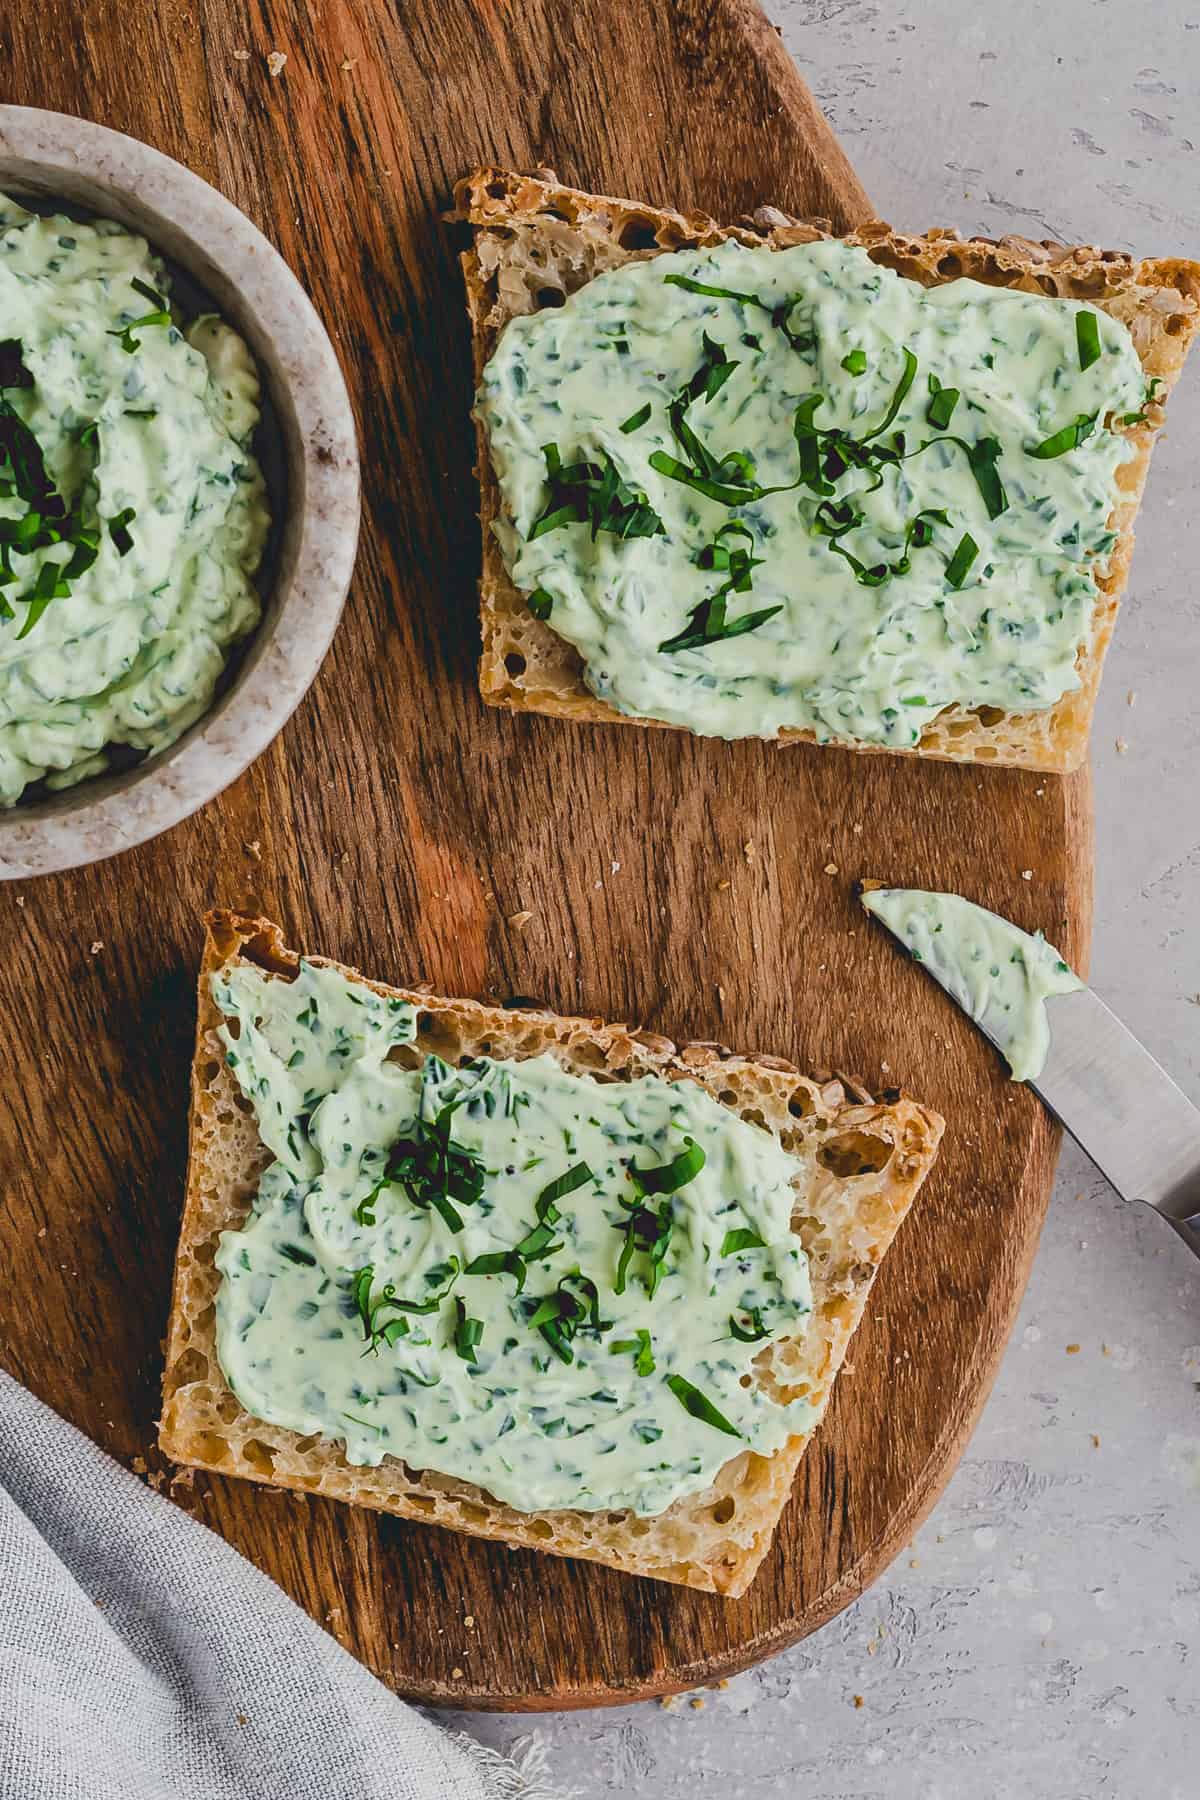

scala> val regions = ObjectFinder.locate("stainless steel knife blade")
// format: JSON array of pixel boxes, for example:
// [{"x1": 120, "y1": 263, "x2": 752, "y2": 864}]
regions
[{"x1": 870, "y1": 906, "x2": 1200, "y2": 1261}]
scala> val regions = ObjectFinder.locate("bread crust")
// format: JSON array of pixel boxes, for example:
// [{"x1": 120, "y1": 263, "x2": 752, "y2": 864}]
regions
[
  {"x1": 159, "y1": 910, "x2": 943, "y2": 1596},
  {"x1": 455, "y1": 165, "x2": 1200, "y2": 773}
]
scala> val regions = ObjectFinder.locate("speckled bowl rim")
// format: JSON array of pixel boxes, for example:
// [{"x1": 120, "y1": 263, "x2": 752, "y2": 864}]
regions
[{"x1": 0, "y1": 106, "x2": 360, "y2": 879}]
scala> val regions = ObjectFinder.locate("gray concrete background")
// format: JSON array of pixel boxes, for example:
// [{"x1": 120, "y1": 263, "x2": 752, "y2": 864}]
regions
[{"x1": 455, "y1": 4, "x2": 1200, "y2": 1792}]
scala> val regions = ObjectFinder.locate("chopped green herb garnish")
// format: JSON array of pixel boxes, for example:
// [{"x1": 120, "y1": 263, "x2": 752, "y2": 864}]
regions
[
  {"x1": 453, "y1": 1298, "x2": 484, "y2": 1364},
  {"x1": 527, "y1": 587, "x2": 553, "y2": 620},
  {"x1": 665, "y1": 1374, "x2": 741, "y2": 1438},
  {"x1": 926, "y1": 373, "x2": 960, "y2": 430},
  {"x1": 1075, "y1": 310, "x2": 1101, "y2": 372},
  {"x1": 1029, "y1": 412, "x2": 1098, "y2": 460},
  {"x1": 945, "y1": 532, "x2": 979, "y2": 589},
  {"x1": 864, "y1": 345, "x2": 918, "y2": 441},
  {"x1": 631, "y1": 1139, "x2": 706, "y2": 1195},
  {"x1": 658, "y1": 592, "x2": 782, "y2": 654},
  {"x1": 612, "y1": 1139, "x2": 705, "y2": 1296},
  {"x1": 729, "y1": 1307, "x2": 770, "y2": 1343},
  {"x1": 352, "y1": 1259, "x2": 461, "y2": 1355},
  {"x1": 107, "y1": 507, "x2": 136, "y2": 556},
  {"x1": 610, "y1": 1328, "x2": 655, "y2": 1376},
  {"x1": 0, "y1": 340, "x2": 33, "y2": 389},
  {"x1": 462, "y1": 1248, "x2": 528, "y2": 1292},
  {"x1": 108, "y1": 277, "x2": 173, "y2": 354},
  {"x1": 528, "y1": 1272, "x2": 610, "y2": 1364},
  {"x1": 529, "y1": 443, "x2": 664, "y2": 542},
  {"x1": 377, "y1": 1104, "x2": 485, "y2": 1235},
  {"x1": 1118, "y1": 377, "x2": 1163, "y2": 426},
  {"x1": 720, "y1": 1227, "x2": 766, "y2": 1256},
  {"x1": 537, "y1": 1162, "x2": 595, "y2": 1209},
  {"x1": 647, "y1": 451, "x2": 761, "y2": 507},
  {"x1": 841, "y1": 349, "x2": 868, "y2": 375},
  {"x1": 661, "y1": 273, "x2": 813, "y2": 354},
  {"x1": 659, "y1": 521, "x2": 779, "y2": 653},
  {"x1": 940, "y1": 434, "x2": 1008, "y2": 518},
  {"x1": 619, "y1": 402, "x2": 652, "y2": 435},
  {"x1": 663, "y1": 273, "x2": 763, "y2": 306}
]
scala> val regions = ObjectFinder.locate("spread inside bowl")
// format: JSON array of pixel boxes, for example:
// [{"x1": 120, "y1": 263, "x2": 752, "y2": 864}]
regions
[{"x1": 0, "y1": 190, "x2": 272, "y2": 806}]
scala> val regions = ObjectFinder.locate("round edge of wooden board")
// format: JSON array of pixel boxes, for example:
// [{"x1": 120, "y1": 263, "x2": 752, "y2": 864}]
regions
[{"x1": 390, "y1": 765, "x2": 1095, "y2": 1712}]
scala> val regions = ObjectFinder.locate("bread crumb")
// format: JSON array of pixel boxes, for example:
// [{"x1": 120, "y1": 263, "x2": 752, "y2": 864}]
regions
[
  {"x1": 909, "y1": 1558, "x2": 920, "y2": 1568},
  {"x1": 244, "y1": 839, "x2": 261, "y2": 860},
  {"x1": 236, "y1": 1713, "x2": 249, "y2": 1727},
  {"x1": 717, "y1": 1678, "x2": 730, "y2": 1690},
  {"x1": 1020, "y1": 869, "x2": 1032, "y2": 881},
  {"x1": 611, "y1": 859, "x2": 621, "y2": 874},
  {"x1": 15, "y1": 894, "x2": 24, "y2": 907},
  {"x1": 1127, "y1": 688, "x2": 1137, "y2": 706},
  {"x1": 1115, "y1": 737, "x2": 1128, "y2": 754},
  {"x1": 716, "y1": 879, "x2": 731, "y2": 892},
  {"x1": 659, "y1": 1694, "x2": 679, "y2": 1711},
  {"x1": 340, "y1": 56, "x2": 358, "y2": 70},
  {"x1": 232, "y1": 48, "x2": 250, "y2": 60},
  {"x1": 689, "y1": 1696, "x2": 705, "y2": 1710},
  {"x1": 1091, "y1": 1433, "x2": 1101, "y2": 1448},
  {"x1": 131, "y1": 1456, "x2": 147, "y2": 1475},
  {"x1": 464, "y1": 1615, "x2": 475, "y2": 1629},
  {"x1": 852, "y1": 822, "x2": 863, "y2": 834},
  {"x1": 90, "y1": 941, "x2": 103, "y2": 956},
  {"x1": 716, "y1": 984, "x2": 726, "y2": 1003},
  {"x1": 880, "y1": 1060, "x2": 890, "y2": 1074},
  {"x1": 823, "y1": 862, "x2": 839, "y2": 876},
  {"x1": 743, "y1": 841, "x2": 755, "y2": 861},
  {"x1": 451, "y1": 1666, "x2": 464, "y2": 1680},
  {"x1": 1066, "y1": 1343, "x2": 1081, "y2": 1354},
  {"x1": 853, "y1": 1694, "x2": 864, "y2": 1709},
  {"x1": 266, "y1": 50, "x2": 288, "y2": 76},
  {"x1": 1034, "y1": 786, "x2": 1045, "y2": 797},
  {"x1": 506, "y1": 910, "x2": 533, "y2": 929}
]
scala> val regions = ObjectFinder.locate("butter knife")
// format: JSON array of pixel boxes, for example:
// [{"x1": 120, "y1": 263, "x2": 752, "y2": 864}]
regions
[{"x1": 861, "y1": 887, "x2": 1200, "y2": 1263}]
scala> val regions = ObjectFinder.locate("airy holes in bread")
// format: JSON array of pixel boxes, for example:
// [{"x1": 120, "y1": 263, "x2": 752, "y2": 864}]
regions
[
  {"x1": 171, "y1": 1348, "x2": 209, "y2": 1386},
  {"x1": 243, "y1": 1438, "x2": 277, "y2": 1475},
  {"x1": 617, "y1": 217, "x2": 660, "y2": 252},
  {"x1": 192, "y1": 1430, "x2": 232, "y2": 1467},
  {"x1": 817, "y1": 1131, "x2": 894, "y2": 1178}
]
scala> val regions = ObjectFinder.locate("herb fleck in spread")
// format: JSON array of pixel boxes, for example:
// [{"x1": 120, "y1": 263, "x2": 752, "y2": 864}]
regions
[
  {"x1": 478, "y1": 240, "x2": 1145, "y2": 746},
  {"x1": 212, "y1": 960, "x2": 815, "y2": 1516},
  {"x1": 0, "y1": 193, "x2": 268, "y2": 804}
]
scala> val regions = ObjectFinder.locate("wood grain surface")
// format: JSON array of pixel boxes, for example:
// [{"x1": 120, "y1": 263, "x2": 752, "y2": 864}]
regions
[{"x1": 0, "y1": 0, "x2": 1087, "y2": 1708}]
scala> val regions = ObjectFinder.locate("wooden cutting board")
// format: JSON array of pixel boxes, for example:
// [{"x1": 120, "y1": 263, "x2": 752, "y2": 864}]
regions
[{"x1": 0, "y1": 0, "x2": 1087, "y2": 1708}]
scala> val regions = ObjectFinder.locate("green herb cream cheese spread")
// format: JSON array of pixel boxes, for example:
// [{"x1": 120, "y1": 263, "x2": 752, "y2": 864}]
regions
[
  {"x1": 478, "y1": 239, "x2": 1148, "y2": 745},
  {"x1": 0, "y1": 192, "x2": 268, "y2": 804},
  {"x1": 213, "y1": 960, "x2": 817, "y2": 1516},
  {"x1": 861, "y1": 886, "x2": 1084, "y2": 1081}
]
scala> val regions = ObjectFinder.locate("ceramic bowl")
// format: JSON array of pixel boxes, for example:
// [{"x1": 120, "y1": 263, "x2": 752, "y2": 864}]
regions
[{"x1": 0, "y1": 106, "x2": 360, "y2": 878}]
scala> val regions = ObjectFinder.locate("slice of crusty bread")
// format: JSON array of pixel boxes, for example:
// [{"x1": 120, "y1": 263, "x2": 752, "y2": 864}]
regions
[
  {"x1": 455, "y1": 165, "x2": 1200, "y2": 773},
  {"x1": 159, "y1": 911, "x2": 943, "y2": 1597}
]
